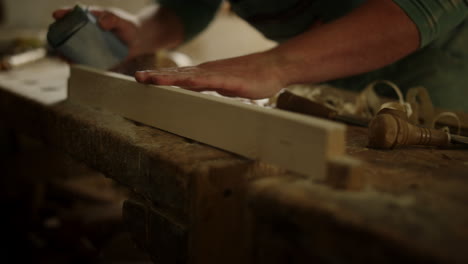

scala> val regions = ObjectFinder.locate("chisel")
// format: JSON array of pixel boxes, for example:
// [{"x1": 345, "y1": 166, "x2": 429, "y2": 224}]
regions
[{"x1": 276, "y1": 90, "x2": 369, "y2": 127}]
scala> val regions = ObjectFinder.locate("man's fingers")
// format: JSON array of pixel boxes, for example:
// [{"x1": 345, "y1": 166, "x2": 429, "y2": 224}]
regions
[
  {"x1": 135, "y1": 70, "x2": 196, "y2": 84},
  {"x1": 136, "y1": 70, "x2": 202, "y2": 85},
  {"x1": 96, "y1": 11, "x2": 119, "y2": 30},
  {"x1": 134, "y1": 69, "x2": 241, "y2": 97},
  {"x1": 52, "y1": 9, "x2": 71, "y2": 20},
  {"x1": 135, "y1": 70, "x2": 177, "y2": 83},
  {"x1": 53, "y1": 8, "x2": 105, "y2": 20},
  {"x1": 93, "y1": 11, "x2": 136, "y2": 45},
  {"x1": 134, "y1": 71, "x2": 153, "y2": 83}
]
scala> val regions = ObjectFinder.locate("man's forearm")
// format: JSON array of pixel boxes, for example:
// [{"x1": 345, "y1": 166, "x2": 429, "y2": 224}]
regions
[
  {"x1": 134, "y1": 0, "x2": 423, "y2": 99},
  {"x1": 269, "y1": 0, "x2": 420, "y2": 86}
]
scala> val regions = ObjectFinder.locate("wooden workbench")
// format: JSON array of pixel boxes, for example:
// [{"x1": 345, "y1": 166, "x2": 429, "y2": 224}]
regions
[{"x1": 1, "y1": 59, "x2": 468, "y2": 264}]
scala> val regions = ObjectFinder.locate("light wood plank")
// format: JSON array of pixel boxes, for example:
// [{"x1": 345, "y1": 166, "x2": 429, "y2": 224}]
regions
[{"x1": 68, "y1": 65, "x2": 347, "y2": 180}]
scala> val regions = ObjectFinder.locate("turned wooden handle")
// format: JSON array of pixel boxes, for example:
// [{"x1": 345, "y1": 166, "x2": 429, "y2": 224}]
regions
[
  {"x1": 276, "y1": 90, "x2": 338, "y2": 119},
  {"x1": 368, "y1": 108, "x2": 450, "y2": 149}
]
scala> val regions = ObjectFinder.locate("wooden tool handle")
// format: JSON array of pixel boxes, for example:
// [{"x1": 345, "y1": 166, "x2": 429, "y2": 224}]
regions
[
  {"x1": 276, "y1": 90, "x2": 338, "y2": 119},
  {"x1": 368, "y1": 109, "x2": 450, "y2": 149}
]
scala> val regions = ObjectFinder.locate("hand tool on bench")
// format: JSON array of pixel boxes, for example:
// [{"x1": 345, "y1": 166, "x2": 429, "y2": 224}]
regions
[
  {"x1": 0, "y1": 47, "x2": 47, "y2": 70},
  {"x1": 276, "y1": 90, "x2": 369, "y2": 127},
  {"x1": 0, "y1": 37, "x2": 47, "y2": 70},
  {"x1": 368, "y1": 108, "x2": 468, "y2": 149}
]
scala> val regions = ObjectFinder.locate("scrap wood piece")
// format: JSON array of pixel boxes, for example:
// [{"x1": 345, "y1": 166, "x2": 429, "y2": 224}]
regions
[{"x1": 68, "y1": 65, "x2": 351, "y2": 180}]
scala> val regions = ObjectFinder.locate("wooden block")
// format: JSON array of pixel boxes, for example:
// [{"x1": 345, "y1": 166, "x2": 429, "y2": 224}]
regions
[
  {"x1": 326, "y1": 156, "x2": 365, "y2": 191},
  {"x1": 189, "y1": 160, "x2": 252, "y2": 264},
  {"x1": 68, "y1": 65, "x2": 347, "y2": 180}
]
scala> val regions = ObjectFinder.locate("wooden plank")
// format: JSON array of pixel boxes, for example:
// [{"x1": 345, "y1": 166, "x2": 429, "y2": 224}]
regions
[{"x1": 68, "y1": 65, "x2": 347, "y2": 180}]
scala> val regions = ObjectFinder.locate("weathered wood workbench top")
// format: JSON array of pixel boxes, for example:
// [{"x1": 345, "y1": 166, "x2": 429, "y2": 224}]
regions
[{"x1": 1, "y1": 59, "x2": 468, "y2": 264}]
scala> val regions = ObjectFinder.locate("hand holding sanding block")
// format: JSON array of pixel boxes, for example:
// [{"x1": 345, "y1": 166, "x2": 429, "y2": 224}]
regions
[{"x1": 47, "y1": 5, "x2": 128, "y2": 69}]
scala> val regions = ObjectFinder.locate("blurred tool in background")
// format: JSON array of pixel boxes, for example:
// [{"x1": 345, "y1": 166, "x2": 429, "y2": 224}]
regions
[{"x1": 0, "y1": 37, "x2": 46, "y2": 70}]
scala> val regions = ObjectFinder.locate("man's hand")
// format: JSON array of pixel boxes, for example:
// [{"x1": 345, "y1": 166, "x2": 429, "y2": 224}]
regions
[
  {"x1": 135, "y1": 52, "x2": 286, "y2": 99},
  {"x1": 52, "y1": 6, "x2": 184, "y2": 61},
  {"x1": 137, "y1": 0, "x2": 419, "y2": 99},
  {"x1": 53, "y1": 8, "x2": 141, "y2": 58}
]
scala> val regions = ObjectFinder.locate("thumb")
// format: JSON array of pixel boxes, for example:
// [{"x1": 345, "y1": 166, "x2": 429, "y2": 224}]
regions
[{"x1": 97, "y1": 11, "x2": 119, "y2": 31}]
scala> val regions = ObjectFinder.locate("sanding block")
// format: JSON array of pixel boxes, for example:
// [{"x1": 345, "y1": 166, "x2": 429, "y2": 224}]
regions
[{"x1": 47, "y1": 5, "x2": 128, "y2": 69}]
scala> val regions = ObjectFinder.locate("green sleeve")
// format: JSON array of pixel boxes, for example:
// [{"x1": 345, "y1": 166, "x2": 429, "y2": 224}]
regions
[
  {"x1": 157, "y1": 0, "x2": 222, "y2": 42},
  {"x1": 392, "y1": 0, "x2": 468, "y2": 47}
]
